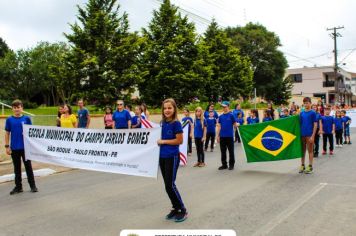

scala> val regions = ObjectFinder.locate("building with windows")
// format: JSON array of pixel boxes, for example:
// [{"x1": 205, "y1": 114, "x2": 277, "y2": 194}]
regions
[{"x1": 286, "y1": 66, "x2": 354, "y2": 105}]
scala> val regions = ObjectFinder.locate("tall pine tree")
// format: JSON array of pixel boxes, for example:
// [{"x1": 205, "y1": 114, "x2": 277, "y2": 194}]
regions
[
  {"x1": 203, "y1": 20, "x2": 253, "y2": 101},
  {"x1": 139, "y1": 0, "x2": 210, "y2": 106},
  {"x1": 65, "y1": 0, "x2": 142, "y2": 105}
]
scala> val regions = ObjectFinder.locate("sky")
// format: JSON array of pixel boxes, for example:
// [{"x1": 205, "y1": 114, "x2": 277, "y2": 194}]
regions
[{"x1": 1, "y1": 0, "x2": 356, "y2": 71}]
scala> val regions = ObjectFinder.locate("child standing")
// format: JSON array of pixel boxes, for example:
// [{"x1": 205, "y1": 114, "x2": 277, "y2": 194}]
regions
[
  {"x1": 262, "y1": 110, "x2": 273, "y2": 122},
  {"x1": 341, "y1": 110, "x2": 352, "y2": 144},
  {"x1": 104, "y1": 106, "x2": 114, "y2": 129},
  {"x1": 321, "y1": 107, "x2": 335, "y2": 155},
  {"x1": 312, "y1": 104, "x2": 322, "y2": 157},
  {"x1": 205, "y1": 110, "x2": 216, "y2": 152},
  {"x1": 182, "y1": 108, "x2": 193, "y2": 156},
  {"x1": 299, "y1": 97, "x2": 318, "y2": 174},
  {"x1": 157, "y1": 98, "x2": 187, "y2": 222},
  {"x1": 193, "y1": 107, "x2": 207, "y2": 167},
  {"x1": 77, "y1": 99, "x2": 90, "y2": 128},
  {"x1": 5, "y1": 99, "x2": 38, "y2": 195},
  {"x1": 235, "y1": 113, "x2": 244, "y2": 143},
  {"x1": 217, "y1": 101, "x2": 237, "y2": 170},
  {"x1": 334, "y1": 110, "x2": 344, "y2": 147},
  {"x1": 279, "y1": 108, "x2": 290, "y2": 119},
  {"x1": 247, "y1": 109, "x2": 259, "y2": 124},
  {"x1": 131, "y1": 106, "x2": 144, "y2": 128}
]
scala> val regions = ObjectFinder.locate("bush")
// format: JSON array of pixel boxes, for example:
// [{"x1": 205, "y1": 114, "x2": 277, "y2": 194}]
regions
[{"x1": 22, "y1": 101, "x2": 39, "y2": 109}]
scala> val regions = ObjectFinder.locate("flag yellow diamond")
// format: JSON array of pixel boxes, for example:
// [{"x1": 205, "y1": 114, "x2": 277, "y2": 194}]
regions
[{"x1": 248, "y1": 125, "x2": 296, "y2": 156}]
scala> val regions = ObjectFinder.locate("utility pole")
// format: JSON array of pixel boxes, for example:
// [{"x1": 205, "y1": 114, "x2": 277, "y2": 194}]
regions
[{"x1": 327, "y1": 26, "x2": 344, "y2": 104}]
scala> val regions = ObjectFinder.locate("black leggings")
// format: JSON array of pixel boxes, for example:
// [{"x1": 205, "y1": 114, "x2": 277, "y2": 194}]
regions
[
  {"x1": 323, "y1": 133, "x2": 334, "y2": 151},
  {"x1": 159, "y1": 156, "x2": 185, "y2": 211},
  {"x1": 195, "y1": 138, "x2": 205, "y2": 163},
  {"x1": 205, "y1": 133, "x2": 215, "y2": 150},
  {"x1": 335, "y1": 129, "x2": 343, "y2": 145},
  {"x1": 11, "y1": 150, "x2": 36, "y2": 188}
]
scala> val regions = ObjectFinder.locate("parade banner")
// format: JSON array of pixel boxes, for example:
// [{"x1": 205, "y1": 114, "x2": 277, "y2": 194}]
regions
[{"x1": 23, "y1": 125, "x2": 161, "y2": 178}]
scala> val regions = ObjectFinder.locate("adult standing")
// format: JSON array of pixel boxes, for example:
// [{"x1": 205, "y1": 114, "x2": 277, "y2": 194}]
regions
[
  {"x1": 113, "y1": 100, "x2": 131, "y2": 129},
  {"x1": 77, "y1": 99, "x2": 90, "y2": 128},
  {"x1": 60, "y1": 104, "x2": 77, "y2": 128}
]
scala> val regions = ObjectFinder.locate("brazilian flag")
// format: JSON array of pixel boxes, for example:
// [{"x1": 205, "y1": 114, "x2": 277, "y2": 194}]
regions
[{"x1": 239, "y1": 115, "x2": 302, "y2": 163}]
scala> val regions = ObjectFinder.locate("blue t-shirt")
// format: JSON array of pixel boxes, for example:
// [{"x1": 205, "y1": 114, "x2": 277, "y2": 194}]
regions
[
  {"x1": 334, "y1": 117, "x2": 343, "y2": 130},
  {"x1": 204, "y1": 110, "x2": 219, "y2": 119},
  {"x1": 160, "y1": 121, "x2": 183, "y2": 158},
  {"x1": 77, "y1": 108, "x2": 89, "y2": 128},
  {"x1": 321, "y1": 116, "x2": 334, "y2": 134},
  {"x1": 206, "y1": 117, "x2": 216, "y2": 134},
  {"x1": 315, "y1": 113, "x2": 321, "y2": 129},
  {"x1": 300, "y1": 110, "x2": 317, "y2": 137},
  {"x1": 263, "y1": 117, "x2": 272, "y2": 122},
  {"x1": 342, "y1": 116, "x2": 351, "y2": 127},
  {"x1": 232, "y1": 109, "x2": 244, "y2": 119},
  {"x1": 218, "y1": 112, "x2": 236, "y2": 138},
  {"x1": 182, "y1": 116, "x2": 193, "y2": 134},
  {"x1": 112, "y1": 110, "x2": 131, "y2": 129},
  {"x1": 194, "y1": 118, "x2": 207, "y2": 138},
  {"x1": 236, "y1": 118, "x2": 244, "y2": 126},
  {"x1": 247, "y1": 117, "x2": 259, "y2": 124},
  {"x1": 131, "y1": 115, "x2": 145, "y2": 128},
  {"x1": 5, "y1": 115, "x2": 32, "y2": 150}
]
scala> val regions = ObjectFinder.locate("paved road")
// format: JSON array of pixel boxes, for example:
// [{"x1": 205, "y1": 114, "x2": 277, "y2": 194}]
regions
[{"x1": 1, "y1": 129, "x2": 356, "y2": 236}]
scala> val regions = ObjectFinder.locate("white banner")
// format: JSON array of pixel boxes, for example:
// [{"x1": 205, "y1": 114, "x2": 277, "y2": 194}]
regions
[{"x1": 23, "y1": 125, "x2": 161, "y2": 178}]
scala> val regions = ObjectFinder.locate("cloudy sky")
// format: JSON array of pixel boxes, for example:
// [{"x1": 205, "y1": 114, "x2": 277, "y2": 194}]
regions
[{"x1": 1, "y1": 0, "x2": 356, "y2": 71}]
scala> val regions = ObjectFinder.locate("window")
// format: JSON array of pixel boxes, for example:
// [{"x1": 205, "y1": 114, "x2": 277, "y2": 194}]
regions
[{"x1": 289, "y1": 73, "x2": 302, "y2": 83}]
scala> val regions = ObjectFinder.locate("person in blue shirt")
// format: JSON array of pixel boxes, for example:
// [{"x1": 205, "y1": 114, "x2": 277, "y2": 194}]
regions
[
  {"x1": 334, "y1": 110, "x2": 344, "y2": 147},
  {"x1": 157, "y1": 98, "x2": 187, "y2": 222},
  {"x1": 299, "y1": 97, "x2": 318, "y2": 174},
  {"x1": 5, "y1": 99, "x2": 38, "y2": 195},
  {"x1": 204, "y1": 103, "x2": 219, "y2": 119},
  {"x1": 235, "y1": 113, "x2": 244, "y2": 143},
  {"x1": 131, "y1": 106, "x2": 145, "y2": 128},
  {"x1": 77, "y1": 99, "x2": 90, "y2": 128},
  {"x1": 182, "y1": 108, "x2": 193, "y2": 156},
  {"x1": 193, "y1": 107, "x2": 207, "y2": 167},
  {"x1": 217, "y1": 101, "x2": 237, "y2": 170},
  {"x1": 341, "y1": 110, "x2": 352, "y2": 144},
  {"x1": 262, "y1": 110, "x2": 273, "y2": 122},
  {"x1": 112, "y1": 100, "x2": 131, "y2": 129},
  {"x1": 247, "y1": 109, "x2": 259, "y2": 124},
  {"x1": 204, "y1": 110, "x2": 216, "y2": 152},
  {"x1": 279, "y1": 108, "x2": 290, "y2": 119},
  {"x1": 312, "y1": 104, "x2": 322, "y2": 157},
  {"x1": 233, "y1": 104, "x2": 244, "y2": 142},
  {"x1": 321, "y1": 107, "x2": 335, "y2": 155}
]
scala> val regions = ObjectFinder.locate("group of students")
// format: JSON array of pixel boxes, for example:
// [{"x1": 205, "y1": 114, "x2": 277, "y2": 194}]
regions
[{"x1": 5, "y1": 97, "x2": 353, "y2": 224}]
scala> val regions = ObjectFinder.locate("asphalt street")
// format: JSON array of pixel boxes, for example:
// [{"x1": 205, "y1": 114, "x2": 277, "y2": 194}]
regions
[{"x1": 0, "y1": 129, "x2": 356, "y2": 236}]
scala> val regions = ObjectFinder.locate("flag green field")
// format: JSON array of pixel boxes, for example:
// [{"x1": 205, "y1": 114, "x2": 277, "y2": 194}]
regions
[{"x1": 239, "y1": 115, "x2": 302, "y2": 163}]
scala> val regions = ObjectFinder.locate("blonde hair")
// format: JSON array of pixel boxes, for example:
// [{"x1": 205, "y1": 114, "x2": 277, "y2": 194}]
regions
[
  {"x1": 161, "y1": 98, "x2": 178, "y2": 122},
  {"x1": 195, "y1": 106, "x2": 204, "y2": 129}
]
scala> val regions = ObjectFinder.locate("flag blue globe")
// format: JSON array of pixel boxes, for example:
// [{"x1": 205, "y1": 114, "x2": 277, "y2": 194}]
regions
[{"x1": 261, "y1": 131, "x2": 283, "y2": 151}]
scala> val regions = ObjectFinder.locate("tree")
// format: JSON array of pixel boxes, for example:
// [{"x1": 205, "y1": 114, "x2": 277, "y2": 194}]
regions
[
  {"x1": 0, "y1": 37, "x2": 10, "y2": 58},
  {"x1": 203, "y1": 20, "x2": 253, "y2": 101},
  {"x1": 138, "y1": 0, "x2": 210, "y2": 106},
  {"x1": 225, "y1": 23, "x2": 289, "y2": 104},
  {"x1": 65, "y1": 0, "x2": 142, "y2": 105},
  {"x1": 0, "y1": 50, "x2": 18, "y2": 100}
]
